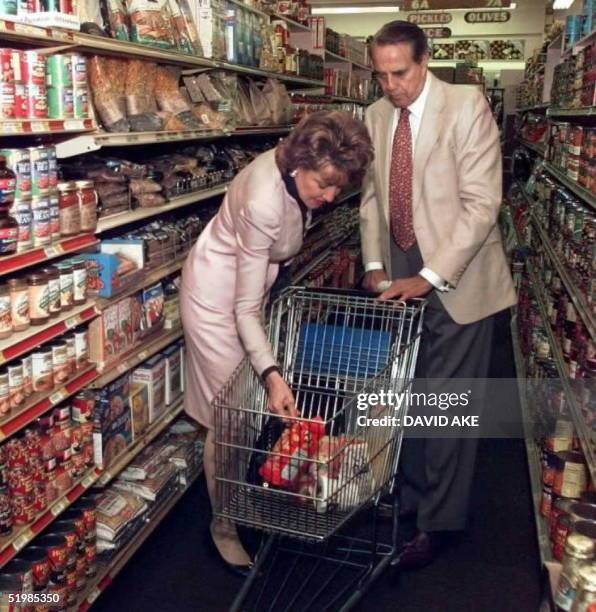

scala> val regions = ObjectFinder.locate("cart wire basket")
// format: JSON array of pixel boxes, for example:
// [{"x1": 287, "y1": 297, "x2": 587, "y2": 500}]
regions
[{"x1": 213, "y1": 287, "x2": 426, "y2": 611}]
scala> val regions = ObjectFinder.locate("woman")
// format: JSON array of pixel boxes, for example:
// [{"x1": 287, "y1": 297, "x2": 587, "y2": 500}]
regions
[{"x1": 180, "y1": 110, "x2": 373, "y2": 575}]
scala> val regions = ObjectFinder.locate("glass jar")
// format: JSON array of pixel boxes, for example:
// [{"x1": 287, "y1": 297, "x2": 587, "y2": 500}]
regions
[
  {"x1": 0, "y1": 156, "x2": 17, "y2": 207},
  {"x1": 30, "y1": 195, "x2": 51, "y2": 248},
  {"x1": 556, "y1": 533, "x2": 596, "y2": 611},
  {"x1": 27, "y1": 272, "x2": 49, "y2": 326},
  {"x1": 7, "y1": 361, "x2": 23, "y2": 410},
  {"x1": 71, "y1": 258, "x2": 87, "y2": 305},
  {"x1": 75, "y1": 181, "x2": 97, "y2": 233},
  {"x1": 0, "y1": 369, "x2": 8, "y2": 415},
  {"x1": 48, "y1": 191, "x2": 60, "y2": 242},
  {"x1": 21, "y1": 354, "x2": 32, "y2": 397},
  {"x1": 0, "y1": 206, "x2": 19, "y2": 256},
  {"x1": 57, "y1": 263, "x2": 73, "y2": 311},
  {"x1": 0, "y1": 283, "x2": 11, "y2": 339},
  {"x1": 64, "y1": 333, "x2": 75, "y2": 376},
  {"x1": 8, "y1": 277, "x2": 29, "y2": 331},
  {"x1": 42, "y1": 266, "x2": 61, "y2": 318},
  {"x1": 57, "y1": 182, "x2": 80, "y2": 237},
  {"x1": 31, "y1": 347, "x2": 53, "y2": 393},
  {"x1": 74, "y1": 327, "x2": 88, "y2": 371},
  {"x1": 50, "y1": 341, "x2": 68, "y2": 386},
  {"x1": 571, "y1": 563, "x2": 596, "y2": 611}
]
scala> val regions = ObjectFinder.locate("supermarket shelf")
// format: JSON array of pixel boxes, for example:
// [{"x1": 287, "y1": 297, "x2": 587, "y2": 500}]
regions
[
  {"x1": 77, "y1": 466, "x2": 203, "y2": 611},
  {"x1": 227, "y1": 0, "x2": 270, "y2": 18},
  {"x1": 0, "y1": 301, "x2": 99, "y2": 367},
  {"x1": 95, "y1": 256, "x2": 187, "y2": 312},
  {"x1": 562, "y1": 28, "x2": 596, "y2": 60},
  {"x1": 0, "y1": 365, "x2": 98, "y2": 441},
  {"x1": 94, "y1": 397, "x2": 185, "y2": 487},
  {"x1": 328, "y1": 95, "x2": 374, "y2": 105},
  {"x1": 272, "y1": 12, "x2": 311, "y2": 31},
  {"x1": 96, "y1": 184, "x2": 228, "y2": 233},
  {"x1": 0, "y1": 118, "x2": 95, "y2": 136},
  {"x1": 547, "y1": 106, "x2": 596, "y2": 117},
  {"x1": 0, "y1": 466, "x2": 100, "y2": 568},
  {"x1": 510, "y1": 316, "x2": 553, "y2": 565},
  {"x1": 324, "y1": 49, "x2": 371, "y2": 71},
  {"x1": 90, "y1": 326, "x2": 184, "y2": 389},
  {"x1": 543, "y1": 162, "x2": 596, "y2": 211},
  {"x1": 292, "y1": 232, "x2": 354, "y2": 284},
  {"x1": 216, "y1": 61, "x2": 325, "y2": 87},
  {"x1": 524, "y1": 257, "x2": 596, "y2": 484},
  {"x1": 519, "y1": 139, "x2": 546, "y2": 157},
  {"x1": 0, "y1": 233, "x2": 98, "y2": 276},
  {"x1": 529, "y1": 212, "x2": 596, "y2": 343}
]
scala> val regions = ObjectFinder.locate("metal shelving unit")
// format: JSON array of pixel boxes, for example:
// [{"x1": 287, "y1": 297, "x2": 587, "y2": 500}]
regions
[
  {"x1": 0, "y1": 118, "x2": 96, "y2": 136},
  {"x1": 516, "y1": 103, "x2": 550, "y2": 113},
  {"x1": 519, "y1": 139, "x2": 547, "y2": 156},
  {"x1": 543, "y1": 163, "x2": 596, "y2": 211},
  {"x1": 547, "y1": 107, "x2": 596, "y2": 117}
]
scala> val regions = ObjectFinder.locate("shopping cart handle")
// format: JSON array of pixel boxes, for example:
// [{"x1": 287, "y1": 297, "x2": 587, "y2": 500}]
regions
[{"x1": 288, "y1": 285, "x2": 381, "y2": 299}]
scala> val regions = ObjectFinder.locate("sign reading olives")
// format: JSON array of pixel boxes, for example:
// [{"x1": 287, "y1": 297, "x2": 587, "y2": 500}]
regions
[
  {"x1": 403, "y1": 0, "x2": 511, "y2": 9},
  {"x1": 465, "y1": 10, "x2": 510, "y2": 23},
  {"x1": 408, "y1": 12, "x2": 452, "y2": 24}
]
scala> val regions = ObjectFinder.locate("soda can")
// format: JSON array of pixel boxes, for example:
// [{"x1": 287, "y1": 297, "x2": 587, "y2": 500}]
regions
[
  {"x1": 26, "y1": 83, "x2": 48, "y2": 119},
  {"x1": 73, "y1": 88, "x2": 88, "y2": 119},
  {"x1": 47, "y1": 146, "x2": 57, "y2": 189},
  {"x1": 21, "y1": 51, "x2": 45, "y2": 86},
  {"x1": 0, "y1": 148, "x2": 32, "y2": 197},
  {"x1": 47, "y1": 86, "x2": 73, "y2": 119},
  {"x1": 46, "y1": 55, "x2": 71, "y2": 87},
  {"x1": 28, "y1": 146, "x2": 50, "y2": 195},
  {"x1": 70, "y1": 54, "x2": 87, "y2": 88},
  {"x1": 0, "y1": 81, "x2": 16, "y2": 119}
]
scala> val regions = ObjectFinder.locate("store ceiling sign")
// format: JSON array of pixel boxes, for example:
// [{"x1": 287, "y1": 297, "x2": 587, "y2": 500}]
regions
[
  {"x1": 465, "y1": 10, "x2": 511, "y2": 23},
  {"x1": 403, "y1": 0, "x2": 511, "y2": 9},
  {"x1": 421, "y1": 26, "x2": 452, "y2": 37},
  {"x1": 408, "y1": 12, "x2": 452, "y2": 24}
]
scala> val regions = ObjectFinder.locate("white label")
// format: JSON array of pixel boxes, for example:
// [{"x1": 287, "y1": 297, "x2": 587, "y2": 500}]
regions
[
  {"x1": 13, "y1": 530, "x2": 33, "y2": 551},
  {"x1": 65, "y1": 314, "x2": 81, "y2": 329},
  {"x1": 51, "y1": 499, "x2": 68, "y2": 516},
  {"x1": 87, "y1": 588, "x2": 101, "y2": 604},
  {"x1": 82, "y1": 472, "x2": 96, "y2": 488},
  {"x1": 49, "y1": 390, "x2": 66, "y2": 405}
]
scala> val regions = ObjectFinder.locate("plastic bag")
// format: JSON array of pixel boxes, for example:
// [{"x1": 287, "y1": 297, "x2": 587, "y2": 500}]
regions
[
  {"x1": 248, "y1": 79, "x2": 272, "y2": 126},
  {"x1": 167, "y1": 0, "x2": 200, "y2": 55},
  {"x1": 191, "y1": 103, "x2": 228, "y2": 130},
  {"x1": 262, "y1": 78, "x2": 293, "y2": 125},
  {"x1": 130, "y1": 178, "x2": 162, "y2": 195},
  {"x1": 236, "y1": 79, "x2": 257, "y2": 126},
  {"x1": 135, "y1": 193, "x2": 167, "y2": 207},
  {"x1": 127, "y1": 0, "x2": 176, "y2": 49},
  {"x1": 88, "y1": 56, "x2": 130, "y2": 132},
  {"x1": 155, "y1": 66, "x2": 190, "y2": 114},
  {"x1": 104, "y1": 0, "x2": 130, "y2": 40}
]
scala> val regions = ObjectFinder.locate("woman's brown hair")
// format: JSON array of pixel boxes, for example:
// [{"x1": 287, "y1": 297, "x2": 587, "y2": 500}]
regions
[{"x1": 276, "y1": 110, "x2": 373, "y2": 184}]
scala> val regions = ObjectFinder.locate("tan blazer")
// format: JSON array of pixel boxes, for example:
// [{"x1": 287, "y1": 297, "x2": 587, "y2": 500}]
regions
[{"x1": 360, "y1": 72, "x2": 516, "y2": 324}]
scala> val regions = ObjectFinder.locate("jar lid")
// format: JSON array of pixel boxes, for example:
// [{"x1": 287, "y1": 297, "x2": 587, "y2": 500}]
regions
[
  {"x1": 27, "y1": 272, "x2": 47, "y2": 283},
  {"x1": 56, "y1": 262, "x2": 72, "y2": 271},
  {"x1": 57, "y1": 182, "x2": 77, "y2": 192},
  {"x1": 42, "y1": 266, "x2": 59, "y2": 276},
  {"x1": 74, "y1": 180, "x2": 94, "y2": 188},
  {"x1": 577, "y1": 564, "x2": 596, "y2": 593},
  {"x1": 565, "y1": 533, "x2": 596, "y2": 558}
]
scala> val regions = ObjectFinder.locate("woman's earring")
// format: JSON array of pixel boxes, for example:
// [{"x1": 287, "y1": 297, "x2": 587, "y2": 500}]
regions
[{"x1": 290, "y1": 169, "x2": 298, "y2": 178}]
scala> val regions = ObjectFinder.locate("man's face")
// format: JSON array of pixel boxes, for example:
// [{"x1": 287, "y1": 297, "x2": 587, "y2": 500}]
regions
[{"x1": 371, "y1": 42, "x2": 428, "y2": 109}]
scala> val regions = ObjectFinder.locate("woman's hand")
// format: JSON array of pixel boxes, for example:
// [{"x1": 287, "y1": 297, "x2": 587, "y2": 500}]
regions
[{"x1": 265, "y1": 371, "x2": 298, "y2": 419}]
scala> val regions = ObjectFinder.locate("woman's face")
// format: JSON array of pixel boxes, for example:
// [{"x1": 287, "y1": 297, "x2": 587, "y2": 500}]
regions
[{"x1": 294, "y1": 164, "x2": 347, "y2": 209}]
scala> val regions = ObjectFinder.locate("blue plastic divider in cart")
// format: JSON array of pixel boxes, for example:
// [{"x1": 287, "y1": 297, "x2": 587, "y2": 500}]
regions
[{"x1": 295, "y1": 322, "x2": 391, "y2": 377}]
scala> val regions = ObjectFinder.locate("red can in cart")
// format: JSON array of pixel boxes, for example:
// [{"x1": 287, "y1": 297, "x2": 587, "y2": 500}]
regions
[{"x1": 21, "y1": 51, "x2": 46, "y2": 86}]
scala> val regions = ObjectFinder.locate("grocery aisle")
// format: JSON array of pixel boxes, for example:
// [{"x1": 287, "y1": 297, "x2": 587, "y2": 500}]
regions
[{"x1": 91, "y1": 312, "x2": 542, "y2": 612}]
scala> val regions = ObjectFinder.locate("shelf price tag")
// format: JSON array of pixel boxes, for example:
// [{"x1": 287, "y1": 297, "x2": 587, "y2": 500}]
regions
[
  {"x1": 65, "y1": 314, "x2": 81, "y2": 329},
  {"x1": 49, "y1": 389, "x2": 67, "y2": 405},
  {"x1": 82, "y1": 473, "x2": 97, "y2": 489},
  {"x1": 13, "y1": 529, "x2": 34, "y2": 552},
  {"x1": 32, "y1": 121, "x2": 50, "y2": 133},
  {"x1": 51, "y1": 499, "x2": 68, "y2": 517},
  {"x1": 87, "y1": 588, "x2": 102, "y2": 605},
  {"x1": 117, "y1": 362, "x2": 129, "y2": 375}
]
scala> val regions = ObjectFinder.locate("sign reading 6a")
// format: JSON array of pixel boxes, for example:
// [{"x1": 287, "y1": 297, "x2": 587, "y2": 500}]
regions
[{"x1": 403, "y1": 0, "x2": 511, "y2": 9}]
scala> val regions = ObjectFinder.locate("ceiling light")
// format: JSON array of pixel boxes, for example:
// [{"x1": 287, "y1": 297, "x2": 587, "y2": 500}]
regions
[{"x1": 553, "y1": 0, "x2": 575, "y2": 8}]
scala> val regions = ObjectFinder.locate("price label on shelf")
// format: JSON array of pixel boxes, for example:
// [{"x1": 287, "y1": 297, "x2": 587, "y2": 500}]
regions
[
  {"x1": 65, "y1": 314, "x2": 81, "y2": 329},
  {"x1": 117, "y1": 362, "x2": 129, "y2": 375},
  {"x1": 44, "y1": 245, "x2": 62, "y2": 258},
  {"x1": 87, "y1": 588, "x2": 102, "y2": 605},
  {"x1": 82, "y1": 473, "x2": 96, "y2": 489},
  {"x1": 137, "y1": 350, "x2": 148, "y2": 361},
  {"x1": 32, "y1": 121, "x2": 50, "y2": 133},
  {"x1": 125, "y1": 135, "x2": 140, "y2": 144},
  {"x1": 64, "y1": 120, "x2": 83, "y2": 131},
  {"x1": 13, "y1": 529, "x2": 34, "y2": 552},
  {"x1": 51, "y1": 499, "x2": 68, "y2": 517},
  {"x1": 49, "y1": 389, "x2": 67, "y2": 405}
]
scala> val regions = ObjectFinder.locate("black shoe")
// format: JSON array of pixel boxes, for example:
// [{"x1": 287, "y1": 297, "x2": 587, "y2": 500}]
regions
[
  {"x1": 204, "y1": 529, "x2": 254, "y2": 578},
  {"x1": 390, "y1": 531, "x2": 438, "y2": 572}
]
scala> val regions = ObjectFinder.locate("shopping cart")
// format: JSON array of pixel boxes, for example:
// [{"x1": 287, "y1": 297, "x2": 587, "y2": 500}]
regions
[{"x1": 213, "y1": 287, "x2": 426, "y2": 611}]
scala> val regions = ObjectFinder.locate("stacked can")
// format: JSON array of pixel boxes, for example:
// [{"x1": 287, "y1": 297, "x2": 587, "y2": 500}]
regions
[
  {"x1": 70, "y1": 54, "x2": 88, "y2": 120},
  {"x1": 19, "y1": 50, "x2": 48, "y2": 120},
  {"x1": 45, "y1": 54, "x2": 72, "y2": 119}
]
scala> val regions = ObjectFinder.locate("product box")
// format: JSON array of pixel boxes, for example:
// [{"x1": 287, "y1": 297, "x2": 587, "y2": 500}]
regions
[
  {"x1": 132, "y1": 355, "x2": 167, "y2": 423},
  {"x1": 432, "y1": 43, "x2": 454, "y2": 60},
  {"x1": 101, "y1": 239, "x2": 145, "y2": 271},
  {"x1": 430, "y1": 67, "x2": 455, "y2": 83},
  {"x1": 163, "y1": 345, "x2": 182, "y2": 405},
  {"x1": 141, "y1": 283, "x2": 165, "y2": 333},
  {"x1": 197, "y1": 6, "x2": 226, "y2": 59},
  {"x1": 129, "y1": 382, "x2": 150, "y2": 440},
  {"x1": 93, "y1": 374, "x2": 133, "y2": 469},
  {"x1": 79, "y1": 252, "x2": 143, "y2": 298}
]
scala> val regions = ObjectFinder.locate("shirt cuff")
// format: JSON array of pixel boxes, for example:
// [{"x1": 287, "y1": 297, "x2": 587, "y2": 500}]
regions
[
  {"x1": 365, "y1": 262, "x2": 384, "y2": 272},
  {"x1": 419, "y1": 267, "x2": 450, "y2": 292},
  {"x1": 261, "y1": 365, "x2": 281, "y2": 384}
]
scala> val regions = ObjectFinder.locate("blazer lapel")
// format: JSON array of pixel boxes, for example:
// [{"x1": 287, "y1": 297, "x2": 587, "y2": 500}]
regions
[{"x1": 413, "y1": 73, "x2": 445, "y2": 210}]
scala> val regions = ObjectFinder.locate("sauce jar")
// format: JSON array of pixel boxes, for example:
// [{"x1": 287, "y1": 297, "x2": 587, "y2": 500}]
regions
[
  {"x1": 50, "y1": 341, "x2": 68, "y2": 386},
  {"x1": 27, "y1": 272, "x2": 50, "y2": 326},
  {"x1": 8, "y1": 277, "x2": 29, "y2": 331},
  {"x1": 555, "y1": 533, "x2": 595, "y2": 611},
  {"x1": 64, "y1": 333, "x2": 75, "y2": 376},
  {"x1": 57, "y1": 182, "x2": 80, "y2": 237},
  {"x1": 22, "y1": 354, "x2": 32, "y2": 397},
  {"x1": 71, "y1": 258, "x2": 86, "y2": 305},
  {"x1": 74, "y1": 327, "x2": 88, "y2": 371},
  {"x1": 0, "y1": 206, "x2": 19, "y2": 256},
  {"x1": 7, "y1": 361, "x2": 23, "y2": 410},
  {"x1": 0, "y1": 283, "x2": 11, "y2": 339},
  {"x1": 75, "y1": 181, "x2": 97, "y2": 233},
  {"x1": 57, "y1": 263, "x2": 73, "y2": 311},
  {"x1": 30, "y1": 195, "x2": 51, "y2": 248},
  {"x1": 0, "y1": 368, "x2": 9, "y2": 415},
  {"x1": 49, "y1": 191, "x2": 60, "y2": 242},
  {"x1": 32, "y1": 347, "x2": 53, "y2": 392},
  {"x1": 43, "y1": 266, "x2": 61, "y2": 318},
  {"x1": 0, "y1": 155, "x2": 17, "y2": 207}
]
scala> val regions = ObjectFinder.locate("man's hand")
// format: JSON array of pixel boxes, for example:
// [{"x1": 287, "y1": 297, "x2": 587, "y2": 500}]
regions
[
  {"x1": 363, "y1": 269, "x2": 390, "y2": 293},
  {"x1": 265, "y1": 371, "x2": 298, "y2": 418},
  {"x1": 378, "y1": 276, "x2": 433, "y2": 301}
]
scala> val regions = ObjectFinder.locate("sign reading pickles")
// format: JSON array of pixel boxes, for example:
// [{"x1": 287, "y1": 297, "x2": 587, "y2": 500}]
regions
[
  {"x1": 421, "y1": 27, "x2": 452, "y2": 38},
  {"x1": 465, "y1": 10, "x2": 510, "y2": 22},
  {"x1": 408, "y1": 12, "x2": 452, "y2": 24},
  {"x1": 403, "y1": 0, "x2": 511, "y2": 9}
]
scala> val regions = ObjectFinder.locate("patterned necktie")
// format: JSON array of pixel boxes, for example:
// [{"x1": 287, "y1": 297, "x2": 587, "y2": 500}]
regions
[{"x1": 389, "y1": 108, "x2": 416, "y2": 251}]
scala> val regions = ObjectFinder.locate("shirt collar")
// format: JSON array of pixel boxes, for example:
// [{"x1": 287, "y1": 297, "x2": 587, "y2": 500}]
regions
[{"x1": 405, "y1": 74, "x2": 430, "y2": 121}]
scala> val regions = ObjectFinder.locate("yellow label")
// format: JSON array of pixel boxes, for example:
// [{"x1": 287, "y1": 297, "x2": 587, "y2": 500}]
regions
[{"x1": 13, "y1": 529, "x2": 34, "y2": 552}]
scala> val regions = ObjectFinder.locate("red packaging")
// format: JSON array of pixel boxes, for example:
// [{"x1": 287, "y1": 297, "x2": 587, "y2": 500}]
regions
[
  {"x1": 8, "y1": 466, "x2": 34, "y2": 495},
  {"x1": 0, "y1": 81, "x2": 16, "y2": 119},
  {"x1": 38, "y1": 534, "x2": 68, "y2": 572},
  {"x1": 26, "y1": 84, "x2": 48, "y2": 119},
  {"x1": 21, "y1": 51, "x2": 45, "y2": 86},
  {"x1": 0, "y1": 49, "x2": 18, "y2": 83},
  {"x1": 259, "y1": 417, "x2": 325, "y2": 488}
]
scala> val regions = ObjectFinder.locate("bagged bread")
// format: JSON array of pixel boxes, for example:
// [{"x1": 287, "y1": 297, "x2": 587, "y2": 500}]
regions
[
  {"x1": 248, "y1": 79, "x2": 273, "y2": 126},
  {"x1": 263, "y1": 78, "x2": 293, "y2": 125}
]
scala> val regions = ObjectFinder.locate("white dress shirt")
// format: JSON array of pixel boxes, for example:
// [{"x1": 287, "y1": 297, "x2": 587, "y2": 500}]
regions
[{"x1": 365, "y1": 75, "x2": 449, "y2": 292}]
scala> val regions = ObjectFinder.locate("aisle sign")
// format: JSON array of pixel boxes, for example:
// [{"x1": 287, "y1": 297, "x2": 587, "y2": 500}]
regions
[
  {"x1": 465, "y1": 10, "x2": 510, "y2": 22},
  {"x1": 408, "y1": 12, "x2": 452, "y2": 24},
  {"x1": 403, "y1": 0, "x2": 511, "y2": 9},
  {"x1": 421, "y1": 26, "x2": 452, "y2": 37}
]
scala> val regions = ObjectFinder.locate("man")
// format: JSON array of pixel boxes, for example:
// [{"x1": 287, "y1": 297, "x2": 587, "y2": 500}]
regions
[{"x1": 360, "y1": 21, "x2": 516, "y2": 569}]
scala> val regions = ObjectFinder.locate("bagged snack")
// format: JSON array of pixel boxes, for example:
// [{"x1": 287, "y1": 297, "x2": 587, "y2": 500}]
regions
[
  {"x1": 130, "y1": 178, "x2": 162, "y2": 195},
  {"x1": 128, "y1": 0, "x2": 176, "y2": 49},
  {"x1": 135, "y1": 193, "x2": 167, "y2": 207},
  {"x1": 155, "y1": 66, "x2": 190, "y2": 114},
  {"x1": 248, "y1": 79, "x2": 273, "y2": 126},
  {"x1": 262, "y1": 78, "x2": 293, "y2": 125},
  {"x1": 104, "y1": 0, "x2": 130, "y2": 40},
  {"x1": 237, "y1": 78, "x2": 257, "y2": 126},
  {"x1": 167, "y1": 0, "x2": 197, "y2": 55},
  {"x1": 125, "y1": 60, "x2": 163, "y2": 131},
  {"x1": 259, "y1": 417, "x2": 325, "y2": 489},
  {"x1": 192, "y1": 103, "x2": 228, "y2": 130},
  {"x1": 88, "y1": 56, "x2": 130, "y2": 132}
]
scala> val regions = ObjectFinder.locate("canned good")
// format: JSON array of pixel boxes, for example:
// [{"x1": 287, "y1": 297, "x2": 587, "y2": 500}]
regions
[
  {"x1": 50, "y1": 341, "x2": 68, "y2": 385},
  {"x1": 46, "y1": 55, "x2": 72, "y2": 87},
  {"x1": 0, "y1": 149, "x2": 31, "y2": 198},
  {"x1": 8, "y1": 466, "x2": 33, "y2": 495},
  {"x1": 555, "y1": 533, "x2": 595, "y2": 610},
  {"x1": 0, "y1": 369, "x2": 9, "y2": 415},
  {"x1": 37, "y1": 534, "x2": 68, "y2": 572},
  {"x1": 28, "y1": 146, "x2": 49, "y2": 195},
  {"x1": 27, "y1": 83, "x2": 49, "y2": 119},
  {"x1": 16, "y1": 547, "x2": 50, "y2": 589},
  {"x1": 64, "y1": 333, "x2": 75, "y2": 375},
  {"x1": 0, "y1": 81, "x2": 15, "y2": 119},
  {"x1": 21, "y1": 51, "x2": 45, "y2": 86},
  {"x1": 74, "y1": 328, "x2": 88, "y2": 371},
  {"x1": 10, "y1": 198, "x2": 32, "y2": 252},
  {"x1": 31, "y1": 197, "x2": 51, "y2": 247},
  {"x1": 7, "y1": 361, "x2": 23, "y2": 409},
  {"x1": 72, "y1": 498, "x2": 95, "y2": 540},
  {"x1": 47, "y1": 86, "x2": 73, "y2": 119},
  {"x1": 28, "y1": 272, "x2": 49, "y2": 325},
  {"x1": 13, "y1": 82, "x2": 27, "y2": 118},
  {"x1": 70, "y1": 54, "x2": 86, "y2": 87},
  {"x1": 8, "y1": 277, "x2": 28, "y2": 331},
  {"x1": 0, "y1": 49, "x2": 18, "y2": 82},
  {"x1": 73, "y1": 88, "x2": 88, "y2": 119},
  {"x1": 75, "y1": 181, "x2": 96, "y2": 232},
  {"x1": 57, "y1": 182, "x2": 80, "y2": 236},
  {"x1": 11, "y1": 492, "x2": 35, "y2": 524},
  {"x1": 47, "y1": 146, "x2": 57, "y2": 189},
  {"x1": 573, "y1": 563, "x2": 596, "y2": 612}
]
